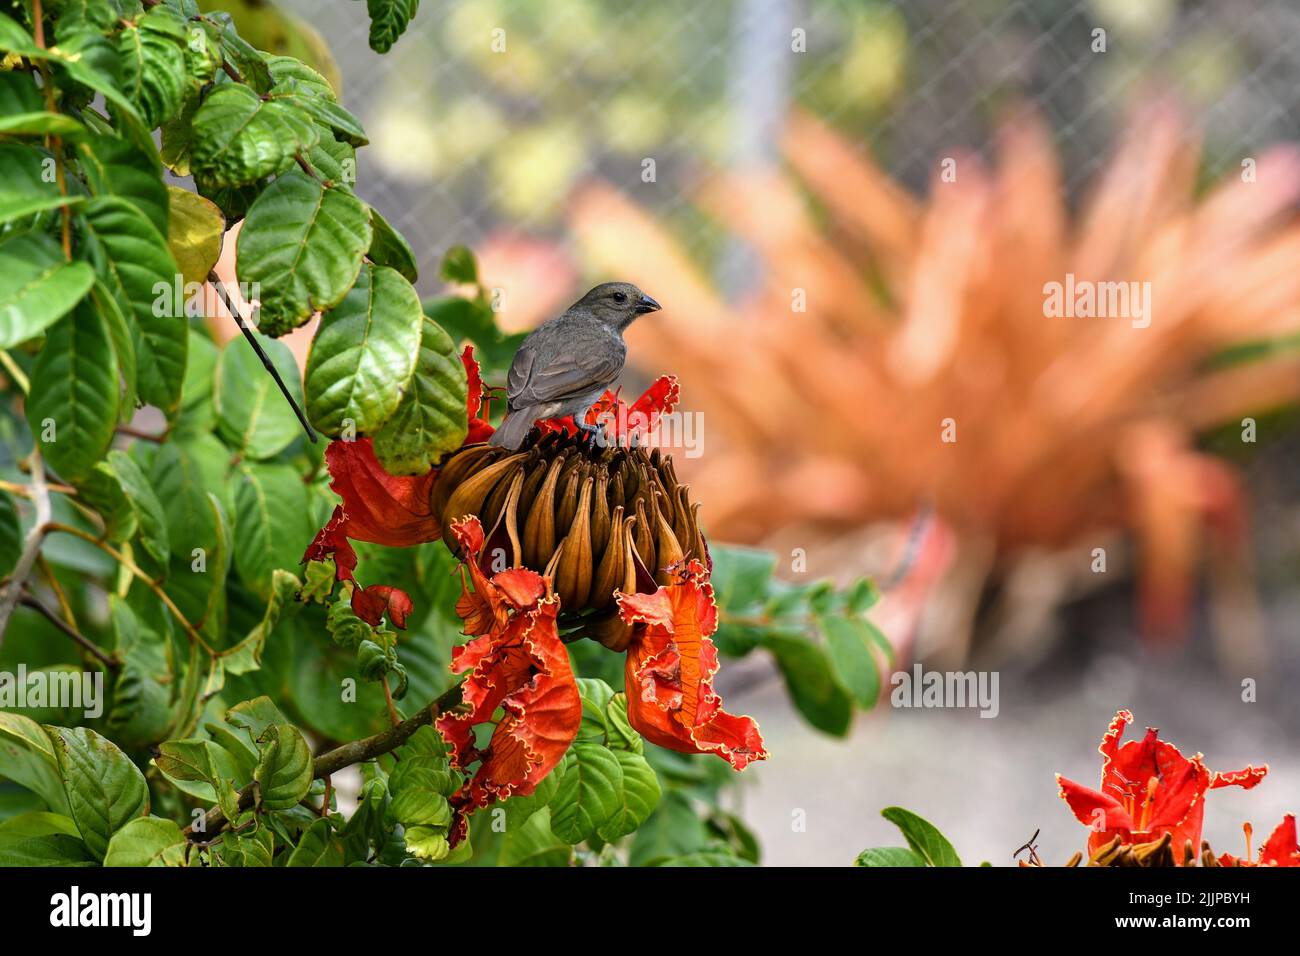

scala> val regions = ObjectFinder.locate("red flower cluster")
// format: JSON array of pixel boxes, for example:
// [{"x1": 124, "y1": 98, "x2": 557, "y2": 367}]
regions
[
  {"x1": 302, "y1": 348, "x2": 765, "y2": 842},
  {"x1": 1058, "y1": 709, "x2": 1267, "y2": 864}
]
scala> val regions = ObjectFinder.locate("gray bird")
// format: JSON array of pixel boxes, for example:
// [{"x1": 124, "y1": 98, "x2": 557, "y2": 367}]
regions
[{"x1": 488, "y1": 282, "x2": 661, "y2": 450}]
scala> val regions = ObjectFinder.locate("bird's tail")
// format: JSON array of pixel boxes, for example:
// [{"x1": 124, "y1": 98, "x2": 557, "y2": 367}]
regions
[{"x1": 487, "y1": 408, "x2": 536, "y2": 450}]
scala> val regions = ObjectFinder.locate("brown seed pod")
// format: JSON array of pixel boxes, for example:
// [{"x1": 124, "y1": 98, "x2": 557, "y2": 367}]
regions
[
  {"x1": 591, "y1": 508, "x2": 630, "y2": 611},
  {"x1": 553, "y1": 478, "x2": 594, "y2": 608},
  {"x1": 523, "y1": 455, "x2": 564, "y2": 568},
  {"x1": 440, "y1": 452, "x2": 527, "y2": 551}
]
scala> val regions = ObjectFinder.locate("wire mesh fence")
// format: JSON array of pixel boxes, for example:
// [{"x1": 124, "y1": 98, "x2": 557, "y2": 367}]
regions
[{"x1": 279, "y1": 0, "x2": 1300, "y2": 300}]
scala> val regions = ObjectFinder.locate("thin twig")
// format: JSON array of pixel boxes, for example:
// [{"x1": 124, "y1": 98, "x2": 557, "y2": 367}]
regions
[
  {"x1": 185, "y1": 683, "x2": 463, "y2": 840},
  {"x1": 31, "y1": 0, "x2": 71, "y2": 259},
  {"x1": 36, "y1": 555, "x2": 77, "y2": 630},
  {"x1": 18, "y1": 592, "x2": 118, "y2": 670},
  {"x1": 208, "y1": 272, "x2": 317, "y2": 444},
  {"x1": 381, "y1": 674, "x2": 401, "y2": 727},
  {"x1": 0, "y1": 449, "x2": 52, "y2": 645},
  {"x1": 45, "y1": 522, "x2": 215, "y2": 654},
  {"x1": 0, "y1": 351, "x2": 30, "y2": 394},
  {"x1": 116, "y1": 425, "x2": 168, "y2": 443}
]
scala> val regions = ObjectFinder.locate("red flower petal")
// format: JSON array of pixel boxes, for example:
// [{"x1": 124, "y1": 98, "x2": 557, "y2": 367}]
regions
[
  {"x1": 1056, "y1": 774, "x2": 1136, "y2": 836},
  {"x1": 302, "y1": 505, "x2": 357, "y2": 582},
  {"x1": 436, "y1": 516, "x2": 581, "y2": 844},
  {"x1": 1210, "y1": 764, "x2": 1269, "y2": 791},
  {"x1": 537, "y1": 374, "x2": 680, "y2": 443},
  {"x1": 462, "y1": 346, "x2": 495, "y2": 443},
  {"x1": 1260, "y1": 814, "x2": 1300, "y2": 866},
  {"x1": 351, "y1": 584, "x2": 414, "y2": 629},
  {"x1": 324, "y1": 439, "x2": 440, "y2": 546},
  {"x1": 617, "y1": 559, "x2": 766, "y2": 770}
]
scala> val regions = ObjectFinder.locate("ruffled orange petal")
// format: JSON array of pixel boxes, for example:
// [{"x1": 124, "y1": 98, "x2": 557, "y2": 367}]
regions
[
  {"x1": 617, "y1": 559, "x2": 766, "y2": 770},
  {"x1": 436, "y1": 516, "x2": 581, "y2": 843}
]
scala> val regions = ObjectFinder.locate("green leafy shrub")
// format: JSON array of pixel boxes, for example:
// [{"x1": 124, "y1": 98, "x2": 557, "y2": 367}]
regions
[{"x1": 0, "y1": 0, "x2": 884, "y2": 867}]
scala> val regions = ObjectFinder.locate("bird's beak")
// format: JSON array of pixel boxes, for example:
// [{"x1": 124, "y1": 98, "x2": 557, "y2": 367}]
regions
[{"x1": 635, "y1": 294, "x2": 661, "y2": 314}]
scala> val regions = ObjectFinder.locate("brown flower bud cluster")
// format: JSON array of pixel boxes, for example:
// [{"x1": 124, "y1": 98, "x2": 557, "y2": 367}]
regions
[{"x1": 432, "y1": 434, "x2": 707, "y2": 646}]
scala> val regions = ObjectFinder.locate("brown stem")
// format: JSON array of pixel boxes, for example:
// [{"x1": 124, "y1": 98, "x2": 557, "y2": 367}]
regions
[
  {"x1": 185, "y1": 683, "x2": 463, "y2": 841},
  {"x1": 116, "y1": 425, "x2": 168, "y2": 443},
  {"x1": 381, "y1": 675, "x2": 401, "y2": 727},
  {"x1": 0, "y1": 450, "x2": 52, "y2": 645},
  {"x1": 44, "y1": 522, "x2": 213, "y2": 654},
  {"x1": 18, "y1": 592, "x2": 119, "y2": 670},
  {"x1": 36, "y1": 555, "x2": 77, "y2": 631}
]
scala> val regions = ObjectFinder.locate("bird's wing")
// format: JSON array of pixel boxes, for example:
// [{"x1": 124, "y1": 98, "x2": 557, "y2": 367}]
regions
[{"x1": 507, "y1": 344, "x2": 622, "y2": 408}]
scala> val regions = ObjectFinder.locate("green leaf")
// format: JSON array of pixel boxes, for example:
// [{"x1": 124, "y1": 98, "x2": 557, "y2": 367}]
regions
[
  {"x1": 253, "y1": 723, "x2": 313, "y2": 810},
  {"x1": 105, "y1": 598, "x2": 173, "y2": 750},
  {"x1": 229, "y1": 462, "x2": 312, "y2": 597},
  {"x1": 108, "y1": 450, "x2": 169, "y2": 565},
  {"x1": 548, "y1": 743, "x2": 622, "y2": 845},
  {"x1": 478, "y1": 806, "x2": 571, "y2": 867},
  {"x1": 820, "y1": 615, "x2": 882, "y2": 708},
  {"x1": 575, "y1": 678, "x2": 615, "y2": 742},
  {"x1": 710, "y1": 546, "x2": 777, "y2": 613},
  {"x1": 367, "y1": 207, "x2": 417, "y2": 281},
  {"x1": 0, "y1": 812, "x2": 94, "y2": 866},
  {"x1": 189, "y1": 82, "x2": 317, "y2": 187},
  {"x1": 81, "y1": 195, "x2": 187, "y2": 413},
  {"x1": 286, "y1": 817, "x2": 344, "y2": 866},
  {"x1": 236, "y1": 172, "x2": 370, "y2": 336},
  {"x1": 629, "y1": 792, "x2": 710, "y2": 866},
  {"x1": 148, "y1": 433, "x2": 229, "y2": 562},
  {"x1": 656, "y1": 849, "x2": 754, "y2": 866},
  {"x1": 166, "y1": 186, "x2": 224, "y2": 286},
  {"x1": 439, "y1": 244, "x2": 478, "y2": 285},
  {"x1": 596, "y1": 750, "x2": 660, "y2": 842},
  {"x1": 365, "y1": 0, "x2": 420, "y2": 53},
  {"x1": 0, "y1": 143, "x2": 85, "y2": 226},
  {"x1": 880, "y1": 807, "x2": 962, "y2": 867},
  {"x1": 46, "y1": 726, "x2": 149, "y2": 860},
  {"x1": 854, "y1": 846, "x2": 928, "y2": 867},
  {"x1": 0, "y1": 232, "x2": 94, "y2": 349},
  {"x1": 222, "y1": 569, "x2": 303, "y2": 675},
  {"x1": 762, "y1": 632, "x2": 854, "y2": 737},
  {"x1": 117, "y1": 6, "x2": 190, "y2": 128},
  {"x1": 372, "y1": 312, "x2": 468, "y2": 475},
  {"x1": 266, "y1": 55, "x2": 367, "y2": 148},
  {"x1": 214, "y1": 333, "x2": 304, "y2": 459},
  {"x1": 176, "y1": 329, "x2": 219, "y2": 438},
  {"x1": 604, "y1": 693, "x2": 642, "y2": 753},
  {"x1": 0, "y1": 14, "x2": 152, "y2": 151},
  {"x1": 0, "y1": 111, "x2": 87, "y2": 138},
  {"x1": 103, "y1": 817, "x2": 186, "y2": 866},
  {"x1": 90, "y1": 280, "x2": 137, "y2": 420},
  {"x1": 218, "y1": 826, "x2": 275, "y2": 867},
  {"x1": 0, "y1": 713, "x2": 70, "y2": 816},
  {"x1": 305, "y1": 129, "x2": 356, "y2": 186},
  {"x1": 305, "y1": 263, "x2": 423, "y2": 436},
  {"x1": 26, "y1": 303, "x2": 118, "y2": 483}
]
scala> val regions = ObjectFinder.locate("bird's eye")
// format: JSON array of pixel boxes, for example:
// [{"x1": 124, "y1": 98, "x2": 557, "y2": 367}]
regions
[{"x1": 612, "y1": 291, "x2": 627, "y2": 303}]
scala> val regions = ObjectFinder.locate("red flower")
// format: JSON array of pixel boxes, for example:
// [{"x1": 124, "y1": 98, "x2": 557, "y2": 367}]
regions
[
  {"x1": 435, "y1": 517, "x2": 581, "y2": 845},
  {"x1": 537, "y1": 374, "x2": 680, "y2": 443},
  {"x1": 463, "y1": 346, "x2": 496, "y2": 444},
  {"x1": 616, "y1": 559, "x2": 766, "y2": 770},
  {"x1": 300, "y1": 436, "x2": 441, "y2": 628},
  {"x1": 1218, "y1": 815, "x2": 1300, "y2": 867},
  {"x1": 300, "y1": 346, "x2": 491, "y2": 626},
  {"x1": 1057, "y1": 710, "x2": 1267, "y2": 863}
]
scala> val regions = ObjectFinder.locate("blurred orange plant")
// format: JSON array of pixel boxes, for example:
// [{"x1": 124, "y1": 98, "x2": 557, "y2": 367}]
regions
[{"x1": 567, "y1": 105, "x2": 1300, "y2": 647}]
